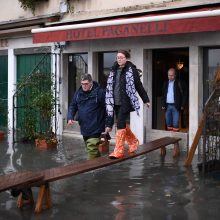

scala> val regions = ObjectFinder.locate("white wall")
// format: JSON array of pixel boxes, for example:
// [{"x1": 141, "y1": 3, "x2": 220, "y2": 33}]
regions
[
  {"x1": 0, "y1": 0, "x2": 61, "y2": 21},
  {"x1": 0, "y1": 0, "x2": 218, "y2": 24},
  {"x1": 189, "y1": 46, "x2": 203, "y2": 147}
]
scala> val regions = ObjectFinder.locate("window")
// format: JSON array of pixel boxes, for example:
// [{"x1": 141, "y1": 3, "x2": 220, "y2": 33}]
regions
[
  {"x1": 203, "y1": 48, "x2": 220, "y2": 102},
  {"x1": 68, "y1": 53, "x2": 88, "y2": 104},
  {"x1": 98, "y1": 51, "x2": 117, "y2": 88}
]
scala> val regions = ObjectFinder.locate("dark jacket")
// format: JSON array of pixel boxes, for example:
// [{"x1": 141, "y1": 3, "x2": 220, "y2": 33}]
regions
[
  {"x1": 67, "y1": 81, "x2": 106, "y2": 137},
  {"x1": 106, "y1": 61, "x2": 150, "y2": 127},
  {"x1": 162, "y1": 79, "x2": 187, "y2": 111}
]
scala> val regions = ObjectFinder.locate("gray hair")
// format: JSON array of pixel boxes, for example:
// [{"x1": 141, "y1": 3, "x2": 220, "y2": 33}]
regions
[{"x1": 81, "y1": 73, "x2": 93, "y2": 82}]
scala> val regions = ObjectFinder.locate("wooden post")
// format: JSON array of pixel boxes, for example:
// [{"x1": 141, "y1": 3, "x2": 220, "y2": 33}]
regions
[
  {"x1": 185, "y1": 88, "x2": 217, "y2": 166},
  {"x1": 173, "y1": 142, "x2": 180, "y2": 157},
  {"x1": 35, "y1": 183, "x2": 52, "y2": 213},
  {"x1": 17, "y1": 193, "x2": 23, "y2": 208},
  {"x1": 45, "y1": 184, "x2": 52, "y2": 209},
  {"x1": 160, "y1": 146, "x2": 166, "y2": 156},
  {"x1": 17, "y1": 190, "x2": 34, "y2": 209},
  {"x1": 184, "y1": 112, "x2": 206, "y2": 166}
]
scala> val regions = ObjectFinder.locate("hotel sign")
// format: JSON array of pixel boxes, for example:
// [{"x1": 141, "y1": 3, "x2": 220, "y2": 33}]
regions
[{"x1": 33, "y1": 16, "x2": 220, "y2": 43}]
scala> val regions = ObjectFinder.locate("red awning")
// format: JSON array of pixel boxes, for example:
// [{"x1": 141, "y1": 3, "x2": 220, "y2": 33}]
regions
[{"x1": 32, "y1": 9, "x2": 220, "y2": 43}]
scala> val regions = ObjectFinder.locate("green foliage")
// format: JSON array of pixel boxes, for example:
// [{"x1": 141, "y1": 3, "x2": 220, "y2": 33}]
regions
[
  {"x1": 35, "y1": 127, "x2": 58, "y2": 144},
  {"x1": 18, "y1": 0, "x2": 47, "y2": 13},
  {"x1": 19, "y1": 0, "x2": 37, "y2": 12},
  {"x1": 22, "y1": 113, "x2": 36, "y2": 141},
  {"x1": 17, "y1": 71, "x2": 56, "y2": 142}
]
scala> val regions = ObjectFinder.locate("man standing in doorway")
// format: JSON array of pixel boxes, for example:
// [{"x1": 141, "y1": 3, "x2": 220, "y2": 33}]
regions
[
  {"x1": 162, "y1": 68, "x2": 187, "y2": 132},
  {"x1": 67, "y1": 73, "x2": 106, "y2": 159}
]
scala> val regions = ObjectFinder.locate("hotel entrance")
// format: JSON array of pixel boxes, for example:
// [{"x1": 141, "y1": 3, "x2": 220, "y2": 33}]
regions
[{"x1": 152, "y1": 48, "x2": 189, "y2": 132}]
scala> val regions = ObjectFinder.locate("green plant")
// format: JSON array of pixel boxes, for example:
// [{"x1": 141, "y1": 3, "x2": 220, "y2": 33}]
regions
[
  {"x1": 17, "y1": 70, "x2": 57, "y2": 143},
  {"x1": 18, "y1": 0, "x2": 47, "y2": 13},
  {"x1": 35, "y1": 128, "x2": 58, "y2": 144}
]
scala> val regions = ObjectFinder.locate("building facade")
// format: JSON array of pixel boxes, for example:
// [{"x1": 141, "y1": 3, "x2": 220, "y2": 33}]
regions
[{"x1": 1, "y1": 0, "x2": 220, "y2": 149}]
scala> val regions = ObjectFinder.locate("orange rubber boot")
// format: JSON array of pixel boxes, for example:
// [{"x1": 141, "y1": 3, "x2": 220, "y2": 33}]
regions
[
  {"x1": 125, "y1": 126, "x2": 139, "y2": 154},
  {"x1": 109, "y1": 129, "x2": 126, "y2": 159}
]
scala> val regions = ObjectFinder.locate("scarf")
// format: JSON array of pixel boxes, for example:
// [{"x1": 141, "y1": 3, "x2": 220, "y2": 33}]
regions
[{"x1": 105, "y1": 66, "x2": 140, "y2": 117}]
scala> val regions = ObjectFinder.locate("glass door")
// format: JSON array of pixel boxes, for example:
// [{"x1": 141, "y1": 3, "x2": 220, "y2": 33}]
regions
[
  {"x1": 98, "y1": 51, "x2": 117, "y2": 88},
  {"x1": 203, "y1": 48, "x2": 220, "y2": 102}
]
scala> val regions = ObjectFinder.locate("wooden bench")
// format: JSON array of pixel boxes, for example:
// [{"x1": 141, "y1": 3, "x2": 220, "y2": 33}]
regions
[
  {"x1": 0, "y1": 171, "x2": 44, "y2": 208},
  {"x1": 0, "y1": 136, "x2": 181, "y2": 213},
  {"x1": 0, "y1": 171, "x2": 44, "y2": 193}
]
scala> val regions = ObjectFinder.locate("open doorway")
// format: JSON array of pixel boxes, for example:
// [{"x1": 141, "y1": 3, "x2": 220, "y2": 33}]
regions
[{"x1": 152, "y1": 48, "x2": 189, "y2": 132}]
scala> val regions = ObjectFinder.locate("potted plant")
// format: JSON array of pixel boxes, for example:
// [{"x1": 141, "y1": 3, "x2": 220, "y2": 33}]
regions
[
  {"x1": 35, "y1": 128, "x2": 58, "y2": 150},
  {"x1": 31, "y1": 71, "x2": 58, "y2": 149},
  {"x1": 16, "y1": 70, "x2": 58, "y2": 149}
]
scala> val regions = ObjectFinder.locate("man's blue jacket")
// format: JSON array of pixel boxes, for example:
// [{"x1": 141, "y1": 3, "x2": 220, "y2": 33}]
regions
[{"x1": 67, "y1": 81, "x2": 106, "y2": 137}]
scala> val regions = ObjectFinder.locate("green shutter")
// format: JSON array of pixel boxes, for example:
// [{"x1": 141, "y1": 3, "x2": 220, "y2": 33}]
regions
[
  {"x1": 16, "y1": 54, "x2": 51, "y2": 141},
  {"x1": 0, "y1": 55, "x2": 8, "y2": 128}
]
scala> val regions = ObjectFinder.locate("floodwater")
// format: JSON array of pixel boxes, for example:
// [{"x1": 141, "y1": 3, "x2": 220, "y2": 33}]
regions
[{"x1": 0, "y1": 135, "x2": 220, "y2": 220}]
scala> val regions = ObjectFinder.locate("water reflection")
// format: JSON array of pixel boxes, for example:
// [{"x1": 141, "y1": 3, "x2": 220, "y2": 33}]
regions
[{"x1": 1, "y1": 137, "x2": 220, "y2": 220}]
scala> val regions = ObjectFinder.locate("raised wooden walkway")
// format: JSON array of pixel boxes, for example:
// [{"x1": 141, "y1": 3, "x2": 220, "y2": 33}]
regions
[{"x1": 0, "y1": 136, "x2": 181, "y2": 213}]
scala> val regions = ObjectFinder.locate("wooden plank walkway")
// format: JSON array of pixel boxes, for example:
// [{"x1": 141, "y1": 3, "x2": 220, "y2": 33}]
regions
[
  {"x1": 39, "y1": 136, "x2": 181, "y2": 184},
  {"x1": 0, "y1": 171, "x2": 44, "y2": 193},
  {"x1": 0, "y1": 136, "x2": 181, "y2": 213}
]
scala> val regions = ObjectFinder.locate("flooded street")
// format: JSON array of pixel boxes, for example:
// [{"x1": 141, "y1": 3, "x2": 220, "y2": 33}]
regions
[{"x1": 1, "y1": 135, "x2": 220, "y2": 220}]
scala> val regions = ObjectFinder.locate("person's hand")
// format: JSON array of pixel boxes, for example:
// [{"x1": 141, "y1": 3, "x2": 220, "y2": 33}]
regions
[
  {"x1": 105, "y1": 127, "x2": 112, "y2": 133},
  {"x1": 181, "y1": 106, "x2": 184, "y2": 111},
  {"x1": 67, "y1": 120, "x2": 74, "y2": 126},
  {"x1": 162, "y1": 106, "x2": 165, "y2": 110},
  {"x1": 145, "y1": 102, "x2": 150, "y2": 108}
]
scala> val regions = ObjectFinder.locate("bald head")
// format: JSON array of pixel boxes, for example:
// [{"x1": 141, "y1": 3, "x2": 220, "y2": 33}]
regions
[{"x1": 168, "y1": 68, "x2": 176, "y2": 81}]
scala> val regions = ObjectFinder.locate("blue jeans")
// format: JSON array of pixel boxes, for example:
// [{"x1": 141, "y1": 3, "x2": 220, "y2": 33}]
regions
[{"x1": 165, "y1": 104, "x2": 179, "y2": 129}]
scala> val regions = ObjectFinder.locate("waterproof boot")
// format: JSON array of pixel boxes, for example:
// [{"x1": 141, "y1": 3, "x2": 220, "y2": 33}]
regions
[
  {"x1": 109, "y1": 129, "x2": 126, "y2": 159},
  {"x1": 125, "y1": 126, "x2": 139, "y2": 154},
  {"x1": 85, "y1": 138, "x2": 101, "y2": 159}
]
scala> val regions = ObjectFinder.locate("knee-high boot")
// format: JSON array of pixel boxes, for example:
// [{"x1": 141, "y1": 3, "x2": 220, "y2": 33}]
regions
[
  {"x1": 125, "y1": 126, "x2": 139, "y2": 154},
  {"x1": 109, "y1": 129, "x2": 126, "y2": 159}
]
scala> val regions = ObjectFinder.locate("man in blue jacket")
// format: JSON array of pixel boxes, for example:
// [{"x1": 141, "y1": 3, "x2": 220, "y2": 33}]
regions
[{"x1": 67, "y1": 74, "x2": 106, "y2": 159}]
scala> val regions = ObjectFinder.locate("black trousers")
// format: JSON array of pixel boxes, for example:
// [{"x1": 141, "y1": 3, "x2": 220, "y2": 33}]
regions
[{"x1": 114, "y1": 105, "x2": 130, "y2": 129}]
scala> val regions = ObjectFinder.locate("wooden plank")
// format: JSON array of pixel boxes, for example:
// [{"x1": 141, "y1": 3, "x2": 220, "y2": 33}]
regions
[
  {"x1": 36, "y1": 136, "x2": 181, "y2": 184},
  {"x1": 0, "y1": 136, "x2": 181, "y2": 214},
  {"x1": 0, "y1": 171, "x2": 44, "y2": 193},
  {"x1": 184, "y1": 112, "x2": 206, "y2": 167},
  {"x1": 32, "y1": 137, "x2": 181, "y2": 213},
  {"x1": 0, "y1": 136, "x2": 180, "y2": 197},
  {"x1": 184, "y1": 87, "x2": 220, "y2": 167}
]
